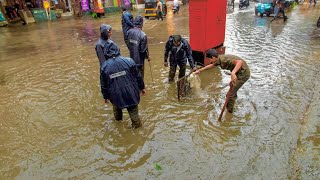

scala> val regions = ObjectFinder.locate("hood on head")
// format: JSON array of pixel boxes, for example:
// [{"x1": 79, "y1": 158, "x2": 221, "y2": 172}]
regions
[
  {"x1": 104, "y1": 41, "x2": 121, "y2": 59},
  {"x1": 100, "y1": 24, "x2": 112, "y2": 40},
  {"x1": 134, "y1": 15, "x2": 143, "y2": 27}
]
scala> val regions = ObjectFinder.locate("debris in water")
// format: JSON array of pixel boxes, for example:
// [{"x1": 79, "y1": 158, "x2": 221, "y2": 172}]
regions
[{"x1": 154, "y1": 163, "x2": 162, "y2": 171}]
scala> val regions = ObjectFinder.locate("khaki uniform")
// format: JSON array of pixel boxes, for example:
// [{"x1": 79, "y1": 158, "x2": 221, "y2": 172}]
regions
[{"x1": 217, "y1": 55, "x2": 250, "y2": 113}]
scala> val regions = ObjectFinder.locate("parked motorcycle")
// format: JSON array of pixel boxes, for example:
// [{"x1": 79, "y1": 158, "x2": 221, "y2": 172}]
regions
[
  {"x1": 309, "y1": 0, "x2": 317, "y2": 6},
  {"x1": 172, "y1": 4, "x2": 180, "y2": 14},
  {"x1": 239, "y1": 0, "x2": 250, "y2": 9}
]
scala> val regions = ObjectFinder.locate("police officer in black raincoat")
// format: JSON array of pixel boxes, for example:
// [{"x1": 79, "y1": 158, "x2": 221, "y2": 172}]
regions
[
  {"x1": 96, "y1": 24, "x2": 145, "y2": 129},
  {"x1": 164, "y1": 35, "x2": 197, "y2": 81},
  {"x1": 121, "y1": 5, "x2": 134, "y2": 48},
  {"x1": 96, "y1": 24, "x2": 114, "y2": 66},
  {"x1": 127, "y1": 15, "x2": 149, "y2": 79}
]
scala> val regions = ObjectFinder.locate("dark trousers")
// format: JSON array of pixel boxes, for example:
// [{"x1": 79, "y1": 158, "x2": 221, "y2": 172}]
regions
[
  {"x1": 271, "y1": 7, "x2": 287, "y2": 22},
  {"x1": 169, "y1": 64, "x2": 186, "y2": 81},
  {"x1": 156, "y1": 10, "x2": 163, "y2": 20},
  {"x1": 112, "y1": 104, "x2": 141, "y2": 128},
  {"x1": 226, "y1": 69, "x2": 250, "y2": 113}
]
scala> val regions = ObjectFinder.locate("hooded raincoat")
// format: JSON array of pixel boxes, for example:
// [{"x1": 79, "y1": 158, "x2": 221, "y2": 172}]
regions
[
  {"x1": 100, "y1": 41, "x2": 145, "y2": 109},
  {"x1": 164, "y1": 36, "x2": 195, "y2": 69},
  {"x1": 121, "y1": 10, "x2": 134, "y2": 43},
  {"x1": 95, "y1": 24, "x2": 114, "y2": 66},
  {"x1": 127, "y1": 16, "x2": 149, "y2": 66}
]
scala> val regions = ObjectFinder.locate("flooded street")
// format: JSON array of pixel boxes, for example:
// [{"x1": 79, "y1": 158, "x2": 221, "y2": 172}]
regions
[{"x1": 1, "y1": 3, "x2": 320, "y2": 179}]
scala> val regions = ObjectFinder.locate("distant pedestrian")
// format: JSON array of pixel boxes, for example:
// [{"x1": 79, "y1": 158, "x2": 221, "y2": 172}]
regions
[
  {"x1": 195, "y1": 49, "x2": 250, "y2": 113},
  {"x1": 121, "y1": 5, "x2": 134, "y2": 47},
  {"x1": 97, "y1": 26, "x2": 146, "y2": 128},
  {"x1": 13, "y1": 1, "x2": 27, "y2": 25},
  {"x1": 173, "y1": 0, "x2": 180, "y2": 14},
  {"x1": 156, "y1": 0, "x2": 163, "y2": 20},
  {"x1": 164, "y1": 35, "x2": 197, "y2": 81},
  {"x1": 309, "y1": 0, "x2": 317, "y2": 6},
  {"x1": 271, "y1": 0, "x2": 288, "y2": 22},
  {"x1": 5, "y1": 6, "x2": 16, "y2": 19},
  {"x1": 93, "y1": 0, "x2": 105, "y2": 18},
  {"x1": 127, "y1": 15, "x2": 149, "y2": 80}
]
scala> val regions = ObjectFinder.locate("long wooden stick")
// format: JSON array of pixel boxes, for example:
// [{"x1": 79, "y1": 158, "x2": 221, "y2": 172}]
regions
[
  {"x1": 177, "y1": 70, "x2": 194, "y2": 82},
  {"x1": 177, "y1": 80, "x2": 180, "y2": 101},
  {"x1": 218, "y1": 82, "x2": 233, "y2": 122},
  {"x1": 177, "y1": 61, "x2": 200, "y2": 83},
  {"x1": 148, "y1": 60, "x2": 155, "y2": 89}
]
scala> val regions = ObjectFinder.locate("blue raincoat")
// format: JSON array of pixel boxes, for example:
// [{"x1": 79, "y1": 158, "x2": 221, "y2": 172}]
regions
[
  {"x1": 121, "y1": 10, "x2": 134, "y2": 42},
  {"x1": 95, "y1": 24, "x2": 114, "y2": 66},
  {"x1": 100, "y1": 42, "x2": 145, "y2": 109},
  {"x1": 164, "y1": 36, "x2": 195, "y2": 69},
  {"x1": 127, "y1": 16, "x2": 149, "y2": 66}
]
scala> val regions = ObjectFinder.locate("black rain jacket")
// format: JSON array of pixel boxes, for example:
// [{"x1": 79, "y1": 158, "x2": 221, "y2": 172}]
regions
[
  {"x1": 127, "y1": 27, "x2": 149, "y2": 66},
  {"x1": 99, "y1": 41, "x2": 145, "y2": 108},
  {"x1": 121, "y1": 10, "x2": 134, "y2": 41},
  {"x1": 164, "y1": 36, "x2": 195, "y2": 68}
]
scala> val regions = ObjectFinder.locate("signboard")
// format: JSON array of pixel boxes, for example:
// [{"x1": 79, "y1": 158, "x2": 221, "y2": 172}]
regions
[
  {"x1": 81, "y1": 0, "x2": 90, "y2": 11},
  {"x1": 43, "y1": 0, "x2": 50, "y2": 9},
  {"x1": 94, "y1": 0, "x2": 104, "y2": 13}
]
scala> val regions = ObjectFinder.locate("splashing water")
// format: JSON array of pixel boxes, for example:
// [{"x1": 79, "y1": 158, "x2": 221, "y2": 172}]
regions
[{"x1": 187, "y1": 73, "x2": 203, "y2": 97}]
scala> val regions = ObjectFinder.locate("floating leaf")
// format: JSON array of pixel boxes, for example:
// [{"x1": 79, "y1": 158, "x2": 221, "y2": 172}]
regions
[{"x1": 154, "y1": 163, "x2": 162, "y2": 171}]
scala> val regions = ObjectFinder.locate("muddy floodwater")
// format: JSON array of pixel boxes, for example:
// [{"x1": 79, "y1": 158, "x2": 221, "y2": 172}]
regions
[{"x1": 0, "y1": 3, "x2": 319, "y2": 179}]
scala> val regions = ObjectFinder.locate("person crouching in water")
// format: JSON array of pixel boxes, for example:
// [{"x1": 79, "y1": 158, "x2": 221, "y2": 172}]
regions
[
  {"x1": 127, "y1": 15, "x2": 149, "y2": 80},
  {"x1": 195, "y1": 49, "x2": 250, "y2": 113},
  {"x1": 96, "y1": 25, "x2": 146, "y2": 128},
  {"x1": 164, "y1": 35, "x2": 197, "y2": 81}
]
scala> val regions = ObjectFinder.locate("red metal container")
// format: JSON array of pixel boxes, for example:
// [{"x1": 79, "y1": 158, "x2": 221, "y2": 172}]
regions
[{"x1": 189, "y1": 0, "x2": 227, "y2": 65}]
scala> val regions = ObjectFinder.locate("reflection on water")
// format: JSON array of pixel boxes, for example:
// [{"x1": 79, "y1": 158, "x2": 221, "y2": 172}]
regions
[{"x1": 0, "y1": 4, "x2": 320, "y2": 179}]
